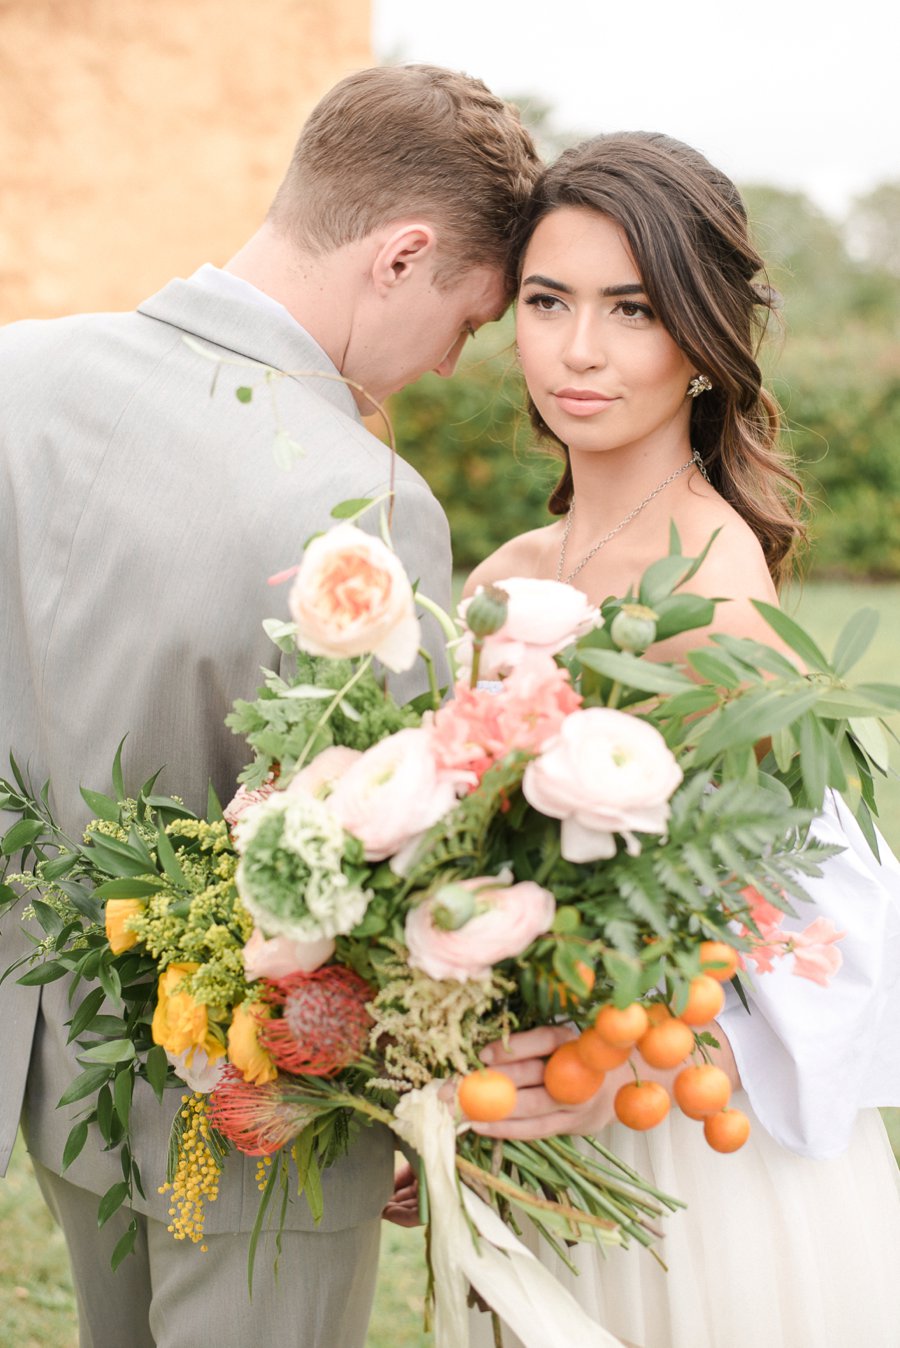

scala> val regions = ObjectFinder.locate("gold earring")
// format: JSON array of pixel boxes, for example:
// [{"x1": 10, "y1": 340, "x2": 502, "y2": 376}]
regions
[{"x1": 687, "y1": 374, "x2": 712, "y2": 398}]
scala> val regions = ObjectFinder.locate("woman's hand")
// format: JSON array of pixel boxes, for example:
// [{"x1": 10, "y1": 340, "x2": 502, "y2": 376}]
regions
[
  {"x1": 466, "y1": 1020, "x2": 741, "y2": 1141},
  {"x1": 467, "y1": 1026, "x2": 630, "y2": 1140}
]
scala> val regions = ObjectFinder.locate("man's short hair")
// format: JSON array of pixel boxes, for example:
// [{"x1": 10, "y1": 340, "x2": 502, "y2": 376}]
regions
[{"x1": 268, "y1": 65, "x2": 540, "y2": 289}]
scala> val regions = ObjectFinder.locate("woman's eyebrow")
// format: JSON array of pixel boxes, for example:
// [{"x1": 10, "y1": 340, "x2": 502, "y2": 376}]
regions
[{"x1": 520, "y1": 274, "x2": 646, "y2": 299}]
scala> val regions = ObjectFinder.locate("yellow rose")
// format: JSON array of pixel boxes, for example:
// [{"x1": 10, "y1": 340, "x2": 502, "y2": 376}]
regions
[
  {"x1": 227, "y1": 1001, "x2": 278, "y2": 1085},
  {"x1": 151, "y1": 963, "x2": 224, "y2": 1064},
  {"x1": 105, "y1": 898, "x2": 145, "y2": 954}
]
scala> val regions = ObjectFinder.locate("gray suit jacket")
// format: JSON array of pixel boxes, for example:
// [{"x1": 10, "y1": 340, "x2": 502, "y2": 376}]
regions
[{"x1": 0, "y1": 276, "x2": 453, "y2": 1232}]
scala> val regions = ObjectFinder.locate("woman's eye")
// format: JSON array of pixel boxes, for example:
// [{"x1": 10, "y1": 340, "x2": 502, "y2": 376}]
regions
[
  {"x1": 615, "y1": 300, "x2": 654, "y2": 320},
  {"x1": 523, "y1": 292, "x2": 564, "y2": 313}
]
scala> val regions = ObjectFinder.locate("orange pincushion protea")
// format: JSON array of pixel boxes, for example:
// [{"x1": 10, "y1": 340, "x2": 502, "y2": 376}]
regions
[
  {"x1": 208, "y1": 1068, "x2": 317, "y2": 1155},
  {"x1": 259, "y1": 966, "x2": 373, "y2": 1077}
]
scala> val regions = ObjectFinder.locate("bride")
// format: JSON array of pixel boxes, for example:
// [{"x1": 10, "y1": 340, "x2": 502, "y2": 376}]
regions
[{"x1": 462, "y1": 132, "x2": 900, "y2": 1348}]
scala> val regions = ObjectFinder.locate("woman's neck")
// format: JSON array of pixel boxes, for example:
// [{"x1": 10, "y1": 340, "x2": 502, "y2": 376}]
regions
[{"x1": 566, "y1": 439, "x2": 694, "y2": 532}]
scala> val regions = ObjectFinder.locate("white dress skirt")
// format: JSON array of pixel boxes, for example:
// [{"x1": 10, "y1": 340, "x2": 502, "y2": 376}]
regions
[
  {"x1": 469, "y1": 795, "x2": 900, "y2": 1348},
  {"x1": 471, "y1": 1099, "x2": 900, "y2": 1348}
]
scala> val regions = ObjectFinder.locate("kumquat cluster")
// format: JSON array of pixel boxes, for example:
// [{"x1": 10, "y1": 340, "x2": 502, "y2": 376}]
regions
[{"x1": 3, "y1": 501, "x2": 898, "y2": 1339}]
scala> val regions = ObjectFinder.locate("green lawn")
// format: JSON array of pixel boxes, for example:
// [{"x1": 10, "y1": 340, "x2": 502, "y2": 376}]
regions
[{"x1": 2, "y1": 583, "x2": 897, "y2": 1348}]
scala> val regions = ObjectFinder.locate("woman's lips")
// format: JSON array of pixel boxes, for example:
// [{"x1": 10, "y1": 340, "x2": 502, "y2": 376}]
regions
[{"x1": 552, "y1": 389, "x2": 617, "y2": 417}]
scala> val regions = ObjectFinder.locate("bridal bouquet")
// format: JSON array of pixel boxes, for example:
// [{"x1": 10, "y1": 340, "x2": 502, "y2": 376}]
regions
[{"x1": 2, "y1": 502, "x2": 896, "y2": 1345}]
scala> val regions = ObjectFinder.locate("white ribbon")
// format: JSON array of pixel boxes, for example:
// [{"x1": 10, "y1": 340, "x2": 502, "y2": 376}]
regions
[{"x1": 392, "y1": 1083, "x2": 625, "y2": 1348}]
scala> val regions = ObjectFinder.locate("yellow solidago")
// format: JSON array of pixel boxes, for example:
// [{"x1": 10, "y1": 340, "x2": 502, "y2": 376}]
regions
[{"x1": 158, "y1": 1093, "x2": 221, "y2": 1247}]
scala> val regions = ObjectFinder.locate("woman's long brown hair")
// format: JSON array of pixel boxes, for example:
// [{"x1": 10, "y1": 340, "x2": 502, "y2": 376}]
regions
[{"x1": 518, "y1": 132, "x2": 806, "y2": 589}]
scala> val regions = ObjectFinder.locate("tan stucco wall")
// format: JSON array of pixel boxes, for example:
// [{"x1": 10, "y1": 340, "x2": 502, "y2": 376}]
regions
[{"x1": 0, "y1": 0, "x2": 372, "y2": 320}]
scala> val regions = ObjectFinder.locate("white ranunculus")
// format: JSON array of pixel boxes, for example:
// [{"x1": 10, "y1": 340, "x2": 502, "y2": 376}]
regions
[
  {"x1": 288, "y1": 523, "x2": 420, "y2": 672},
  {"x1": 457, "y1": 577, "x2": 600, "y2": 679},
  {"x1": 523, "y1": 707, "x2": 683, "y2": 863}
]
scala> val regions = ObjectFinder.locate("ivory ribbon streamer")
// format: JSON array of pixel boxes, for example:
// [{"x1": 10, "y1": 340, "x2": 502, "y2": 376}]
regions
[{"x1": 392, "y1": 1083, "x2": 625, "y2": 1348}]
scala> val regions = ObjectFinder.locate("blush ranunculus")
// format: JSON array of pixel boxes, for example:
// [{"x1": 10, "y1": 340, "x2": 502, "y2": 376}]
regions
[
  {"x1": 457, "y1": 577, "x2": 600, "y2": 679},
  {"x1": 288, "y1": 523, "x2": 420, "y2": 672},
  {"x1": 283, "y1": 745, "x2": 362, "y2": 800},
  {"x1": 405, "y1": 871, "x2": 556, "y2": 982},
  {"x1": 326, "y1": 726, "x2": 460, "y2": 862},
  {"x1": 522, "y1": 707, "x2": 683, "y2": 863},
  {"x1": 242, "y1": 926, "x2": 335, "y2": 980}
]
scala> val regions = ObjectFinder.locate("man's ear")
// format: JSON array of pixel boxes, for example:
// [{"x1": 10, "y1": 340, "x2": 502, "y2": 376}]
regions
[{"x1": 371, "y1": 223, "x2": 438, "y2": 295}]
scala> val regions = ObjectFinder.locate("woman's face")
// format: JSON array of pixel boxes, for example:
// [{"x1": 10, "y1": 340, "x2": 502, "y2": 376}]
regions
[{"x1": 516, "y1": 206, "x2": 697, "y2": 459}]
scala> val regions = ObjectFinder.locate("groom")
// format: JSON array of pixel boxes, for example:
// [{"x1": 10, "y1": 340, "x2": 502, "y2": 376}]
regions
[{"x1": 0, "y1": 64, "x2": 538, "y2": 1347}]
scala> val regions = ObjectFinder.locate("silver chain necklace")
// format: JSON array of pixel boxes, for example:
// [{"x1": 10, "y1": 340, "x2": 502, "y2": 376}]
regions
[{"x1": 556, "y1": 450, "x2": 704, "y2": 584}]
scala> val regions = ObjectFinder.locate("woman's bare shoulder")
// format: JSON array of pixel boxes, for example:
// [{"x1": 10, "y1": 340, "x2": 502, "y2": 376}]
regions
[{"x1": 462, "y1": 524, "x2": 561, "y2": 598}]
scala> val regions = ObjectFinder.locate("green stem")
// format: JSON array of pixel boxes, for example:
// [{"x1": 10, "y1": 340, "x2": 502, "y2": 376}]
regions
[
  {"x1": 607, "y1": 679, "x2": 623, "y2": 709},
  {"x1": 418, "y1": 647, "x2": 441, "y2": 711},
  {"x1": 295, "y1": 656, "x2": 373, "y2": 771},
  {"x1": 470, "y1": 640, "x2": 483, "y2": 689}
]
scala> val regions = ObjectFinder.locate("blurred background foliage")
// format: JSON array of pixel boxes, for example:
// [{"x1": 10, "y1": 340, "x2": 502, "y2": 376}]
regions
[{"x1": 391, "y1": 101, "x2": 900, "y2": 581}]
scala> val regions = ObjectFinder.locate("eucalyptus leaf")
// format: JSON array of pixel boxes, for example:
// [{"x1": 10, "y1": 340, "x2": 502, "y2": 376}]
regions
[
  {"x1": 145, "y1": 1044, "x2": 170, "y2": 1102},
  {"x1": 111, "y1": 737, "x2": 127, "y2": 803},
  {"x1": 691, "y1": 686, "x2": 822, "y2": 763},
  {"x1": 97, "y1": 1180, "x2": 130, "y2": 1228},
  {"x1": 751, "y1": 602, "x2": 829, "y2": 672},
  {"x1": 155, "y1": 826, "x2": 188, "y2": 888},
  {"x1": 110, "y1": 1219, "x2": 138, "y2": 1271},
  {"x1": 2, "y1": 818, "x2": 43, "y2": 855},
  {"x1": 66, "y1": 990, "x2": 110, "y2": 1042},
  {"x1": 331, "y1": 497, "x2": 375, "y2": 519},
  {"x1": 652, "y1": 594, "x2": 715, "y2": 642},
  {"x1": 78, "y1": 1038, "x2": 136, "y2": 1066},
  {"x1": 17, "y1": 961, "x2": 69, "y2": 986},
  {"x1": 831, "y1": 608, "x2": 880, "y2": 677},
  {"x1": 577, "y1": 648, "x2": 693, "y2": 694},
  {"x1": 94, "y1": 877, "x2": 162, "y2": 899},
  {"x1": 57, "y1": 1064, "x2": 114, "y2": 1107},
  {"x1": 685, "y1": 649, "x2": 744, "y2": 689},
  {"x1": 62, "y1": 1120, "x2": 90, "y2": 1172},
  {"x1": 849, "y1": 717, "x2": 891, "y2": 772},
  {"x1": 31, "y1": 899, "x2": 65, "y2": 937},
  {"x1": 79, "y1": 787, "x2": 120, "y2": 824}
]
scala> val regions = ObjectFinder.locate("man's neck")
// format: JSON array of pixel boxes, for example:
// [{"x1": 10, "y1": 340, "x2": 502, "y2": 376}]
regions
[{"x1": 225, "y1": 223, "x2": 354, "y2": 374}]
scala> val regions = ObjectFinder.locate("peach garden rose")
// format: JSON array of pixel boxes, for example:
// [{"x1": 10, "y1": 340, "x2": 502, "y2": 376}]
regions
[{"x1": 288, "y1": 523, "x2": 420, "y2": 672}]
